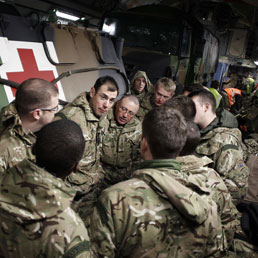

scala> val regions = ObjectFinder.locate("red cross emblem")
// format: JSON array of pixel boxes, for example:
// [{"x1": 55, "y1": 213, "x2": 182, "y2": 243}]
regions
[{"x1": 6, "y1": 48, "x2": 55, "y2": 96}]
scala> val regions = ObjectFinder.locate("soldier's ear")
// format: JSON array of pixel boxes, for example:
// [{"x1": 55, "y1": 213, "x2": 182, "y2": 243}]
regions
[
  {"x1": 90, "y1": 87, "x2": 96, "y2": 98},
  {"x1": 73, "y1": 162, "x2": 80, "y2": 172},
  {"x1": 141, "y1": 137, "x2": 151, "y2": 160},
  {"x1": 31, "y1": 109, "x2": 42, "y2": 120},
  {"x1": 204, "y1": 103, "x2": 210, "y2": 112}
]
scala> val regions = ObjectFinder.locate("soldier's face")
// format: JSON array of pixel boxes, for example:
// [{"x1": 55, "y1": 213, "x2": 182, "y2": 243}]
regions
[
  {"x1": 134, "y1": 77, "x2": 146, "y2": 93},
  {"x1": 90, "y1": 84, "x2": 117, "y2": 117},
  {"x1": 37, "y1": 94, "x2": 59, "y2": 131},
  {"x1": 192, "y1": 96, "x2": 206, "y2": 127},
  {"x1": 115, "y1": 98, "x2": 139, "y2": 125},
  {"x1": 153, "y1": 84, "x2": 173, "y2": 107}
]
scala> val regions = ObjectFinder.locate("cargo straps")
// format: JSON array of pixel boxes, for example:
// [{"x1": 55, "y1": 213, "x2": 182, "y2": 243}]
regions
[
  {"x1": 51, "y1": 66, "x2": 129, "y2": 93},
  {"x1": 61, "y1": 240, "x2": 90, "y2": 258},
  {"x1": 0, "y1": 78, "x2": 68, "y2": 106}
]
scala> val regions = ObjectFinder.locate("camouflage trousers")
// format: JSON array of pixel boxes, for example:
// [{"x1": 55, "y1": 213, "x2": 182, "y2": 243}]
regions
[
  {"x1": 65, "y1": 164, "x2": 106, "y2": 223},
  {"x1": 71, "y1": 183, "x2": 103, "y2": 224}
]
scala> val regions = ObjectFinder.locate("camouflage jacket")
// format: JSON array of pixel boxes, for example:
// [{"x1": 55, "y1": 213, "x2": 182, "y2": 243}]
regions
[
  {"x1": 130, "y1": 70, "x2": 153, "y2": 103},
  {"x1": 136, "y1": 92, "x2": 155, "y2": 121},
  {"x1": 0, "y1": 102, "x2": 35, "y2": 175},
  {"x1": 100, "y1": 109, "x2": 142, "y2": 187},
  {"x1": 56, "y1": 92, "x2": 109, "y2": 192},
  {"x1": 89, "y1": 159, "x2": 224, "y2": 258},
  {"x1": 177, "y1": 155, "x2": 239, "y2": 249},
  {"x1": 0, "y1": 159, "x2": 93, "y2": 258},
  {"x1": 197, "y1": 119, "x2": 250, "y2": 205}
]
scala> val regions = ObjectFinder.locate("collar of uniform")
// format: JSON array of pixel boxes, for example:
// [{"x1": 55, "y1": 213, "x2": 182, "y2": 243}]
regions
[
  {"x1": 200, "y1": 117, "x2": 219, "y2": 135},
  {"x1": 71, "y1": 92, "x2": 102, "y2": 122},
  {"x1": 140, "y1": 92, "x2": 155, "y2": 110},
  {"x1": 138, "y1": 159, "x2": 181, "y2": 171},
  {"x1": 1, "y1": 102, "x2": 21, "y2": 126},
  {"x1": 0, "y1": 102, "x2": 35, "y2": 141},
  {"x1": 177, "y1": 155, "x2": 213, "y2": 172}
]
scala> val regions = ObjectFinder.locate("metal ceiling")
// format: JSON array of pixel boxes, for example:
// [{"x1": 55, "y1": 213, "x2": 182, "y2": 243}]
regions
[{"x1": 4, "y1": 0, "x2": 257, "y2": 19}]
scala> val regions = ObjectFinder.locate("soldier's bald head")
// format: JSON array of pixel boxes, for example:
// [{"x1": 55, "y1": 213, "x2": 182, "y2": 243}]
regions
[{"x1": 115, "y1": 94, "x2": 139, "y2": 125}]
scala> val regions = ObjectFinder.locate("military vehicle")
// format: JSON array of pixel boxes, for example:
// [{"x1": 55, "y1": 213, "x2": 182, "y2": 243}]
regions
[{"x1": 0, "y1": 1, "x2": 128, "y2": 111}]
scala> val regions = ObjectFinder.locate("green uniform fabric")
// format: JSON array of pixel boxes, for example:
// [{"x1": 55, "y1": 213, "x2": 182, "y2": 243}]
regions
[
  {"x1": 136, "y1": 92, "x2": 155, "y2": 121},
  {"x1": 89, "y1": 159, "x2": 224, "y2": 258},
  {"x1": 0, "y1": 102, "x2": 35, "y2": 175},
  {"x1": 100, "y1": 109, "x2": 142, "y2": 188},
  {"x1": 196, "y1": 118, "x2": 249, "y2": 204},
  {"x1": 56, "y1": 92, "x2": 109, "y2": 219},
  {"x1": 177, "y1": 155, "x2": 239, "y2": 250},
  {"x1": 219, "y1": 109, "x2": 238, "y2": 128},
  {"x1": 130, "y1": 71, "x2": 153, "y2": 102},
  {"x1": 0, "y1": 159, "x2": 93, "y2": 258}
]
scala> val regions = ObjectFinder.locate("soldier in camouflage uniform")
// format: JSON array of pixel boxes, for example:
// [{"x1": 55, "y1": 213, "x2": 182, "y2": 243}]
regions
[
  {"x1": 183, "y1": 83, "x2": 238, "y2": 128},
  {"x1": 177, "y1": 121, "x2": 239, "y2": 253},
  {"x1": 0, "y1": 78, "x2": 59, "y2": 175},
  {"x1": 136, "y1": 77, "x2": 176, "y2": 121},
  {"x1": 100, "y1": 95, "x2": 142, "y2": 189},
  {"x1": 0, "y1": 120, "x2": 93, "y2": 257},
  {"x1": 189, "y1": 89, "x2": 249, "y2": 205},
  {"x1": 130, "y1": 70, "x2": 153, "y2": 102},
  {"x1": 89, "y1": 107, "x2": 224, "y2": 258},
  {"x1": 56, "y1": 76, "x2": 118, "y2": 219}
]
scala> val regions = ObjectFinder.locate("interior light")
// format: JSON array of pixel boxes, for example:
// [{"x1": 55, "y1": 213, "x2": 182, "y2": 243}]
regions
[
  {"x1": 254, "y1": 61, "x2": 258, "y2": 66},
  {"x1": 102, "y1": 22, "x2": 116, "y2": 35},
  {"x1": 56, "y1": 10, "x2": 80, "y2": 21}
]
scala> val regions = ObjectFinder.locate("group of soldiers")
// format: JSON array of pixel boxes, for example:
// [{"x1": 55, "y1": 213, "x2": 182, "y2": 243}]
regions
[{"x1": 0, "y1": 70, "x2": 257, "y2": 257}]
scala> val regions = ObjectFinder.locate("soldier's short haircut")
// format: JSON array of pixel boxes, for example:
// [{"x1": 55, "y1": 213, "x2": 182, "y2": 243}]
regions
[
  {"x1": 15, "y1": 78, "x2": 58, "y2": 117},
  {"x1": 142, "y1": 107, "x2": 187, "y2": 159},
  {"x1": 188, "y1": 89, "x2": 216, "y2": 113},
  {"x1": 156, "y1": 77, "x2": 176, "y2": 92},
  {"x1": 94, "y1": 76, "x2": 119, "y2": 94},
  {"x1": 122, "y1": 94, "x2": 139, "y2": 106},
  {"x1": 34, "y1": 120, "x2": 85, "y2": 178},
  {"x1": 183, "y1": 83, "x2": 204, "y2": 94},
  {"x1": 180, "y1": 121, "x2": 200, "y2": 156},
  {"x1": 164, "y1": 95, "x2": 196, "y2": 121}
]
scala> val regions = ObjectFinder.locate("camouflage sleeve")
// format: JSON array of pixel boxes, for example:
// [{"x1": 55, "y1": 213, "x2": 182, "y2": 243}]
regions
[
  {"x1": 130, "y1": 123, "x2": 142, "y2": 171},
  {"x1": 213, "y1": 144, "x2": 249, "y2": 204},
  {"x1": 88, "y1": 195, "x2": 116, "y2": 258},
  {"x1": 0, "y1": 154, "x2": 7, "y2": 175},
  {"x1": 42, "y1": 207, "x2": 94, "y2": 258},
  {"x1": 55, "y1": 105, "x2": 86, "y2": 129},
  {"x1": 205, "y1": 169, "x2": 239, "y2": 248}
]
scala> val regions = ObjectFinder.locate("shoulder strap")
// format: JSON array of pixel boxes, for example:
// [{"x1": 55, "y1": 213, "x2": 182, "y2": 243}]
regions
[
  {"x1": 55, "y1": 112, "x2": 68, "y2": 120},
  {"x1": 62, "y1": 240, "x2": 90, "y2": 258}
]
